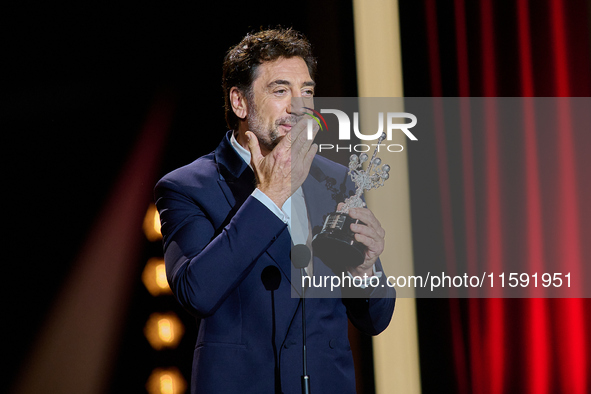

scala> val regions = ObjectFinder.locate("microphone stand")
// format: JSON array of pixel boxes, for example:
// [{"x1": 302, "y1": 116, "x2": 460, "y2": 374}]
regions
[
  {"x1": 291, "y1": 244, "x2": 312, "y2": 394},
  {"x1": 300, "y1": 267, "x2": 310, "y2": 394}
]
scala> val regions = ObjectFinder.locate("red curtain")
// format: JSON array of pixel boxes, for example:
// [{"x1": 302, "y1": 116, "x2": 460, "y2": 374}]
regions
[{"x1": 419, "y1": 0, "x2": 591, "y2": 392}]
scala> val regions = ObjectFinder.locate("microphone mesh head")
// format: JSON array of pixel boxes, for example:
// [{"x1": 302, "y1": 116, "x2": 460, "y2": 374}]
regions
[{"x1": 290, "y1": 244, "x2": 311, "y2": 269}]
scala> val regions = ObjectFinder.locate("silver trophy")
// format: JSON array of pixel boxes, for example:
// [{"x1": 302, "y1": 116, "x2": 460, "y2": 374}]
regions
[{"x1": 312, "y1": 133, "x2": 390, "y2": 270}]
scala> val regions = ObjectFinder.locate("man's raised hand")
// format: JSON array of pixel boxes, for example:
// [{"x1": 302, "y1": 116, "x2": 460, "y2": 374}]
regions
[{"x1": 246, "y1": 116, "x2": 319, "y2": 208}]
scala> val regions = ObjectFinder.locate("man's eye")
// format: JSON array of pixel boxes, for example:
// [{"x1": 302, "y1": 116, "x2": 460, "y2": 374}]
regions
[{"x1": 303, "y1": 89, "x2": 315, "y2": 96}]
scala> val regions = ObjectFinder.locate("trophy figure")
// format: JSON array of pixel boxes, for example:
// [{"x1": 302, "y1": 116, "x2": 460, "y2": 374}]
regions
[{"x1": 312, "y1": 133, "x2": 391, "y2": 271}]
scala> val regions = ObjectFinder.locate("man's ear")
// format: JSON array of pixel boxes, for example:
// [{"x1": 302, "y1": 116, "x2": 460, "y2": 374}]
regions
[{"x1": 230, "y1": 87, "x2": 248, "y2": 119}]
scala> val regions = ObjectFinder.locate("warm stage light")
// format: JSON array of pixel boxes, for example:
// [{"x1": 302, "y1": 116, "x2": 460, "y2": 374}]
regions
[
  {"x1": 144, "y1": 312, "x2": 184, "y2": 350},
  {"x1": 143, "y1": 203, "x2": 162, "y2": 241},
  {"x1": 146, "y1": 367, "x2": 187, "y2": 394},
  {"x1": 142, "y1": 257, "x2": 172, "y2": 296}
]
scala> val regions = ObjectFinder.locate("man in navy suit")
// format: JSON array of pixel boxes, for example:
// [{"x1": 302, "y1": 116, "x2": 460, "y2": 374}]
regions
[{"x1": 155, "y1": 28, "x2": 395, "y2": 393}]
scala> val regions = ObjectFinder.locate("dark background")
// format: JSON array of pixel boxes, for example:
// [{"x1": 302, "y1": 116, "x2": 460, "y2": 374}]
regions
[
  {"x1": 2, "y1": 0, "x2": 498, "y2": 392},
  {"x1": 2, "y1": 1, "x2": 388, "y2": 392}
]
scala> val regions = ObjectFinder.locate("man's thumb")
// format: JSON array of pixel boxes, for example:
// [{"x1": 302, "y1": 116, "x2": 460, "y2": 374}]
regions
[{"x1": 245, "y1": 131, "x2": 262, "y2": 161}]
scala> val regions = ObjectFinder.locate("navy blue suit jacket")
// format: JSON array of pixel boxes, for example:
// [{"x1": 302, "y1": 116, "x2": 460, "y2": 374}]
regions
[{"x1": 154, "y1": 131, "x2": 395, "y2": 393}]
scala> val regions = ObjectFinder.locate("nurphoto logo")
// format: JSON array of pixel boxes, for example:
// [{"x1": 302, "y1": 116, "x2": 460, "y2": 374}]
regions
[{"x1": 305, "y1": 108, "x2": 418, "y2": 153}]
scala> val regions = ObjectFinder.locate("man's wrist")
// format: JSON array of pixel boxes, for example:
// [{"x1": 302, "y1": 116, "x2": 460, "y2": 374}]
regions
[
  {"x1": 346, "y1": 265, "x2": 383, "y2": 289},
  {"x1": 256, "y1": 185, "x2": 289, "y2": 209},
  {"x1": 251, "y1": 188, "x2": 289, "y2": 224},
  {"x1": 348, "y1": 264, "x2": 375, "y2": 278}
]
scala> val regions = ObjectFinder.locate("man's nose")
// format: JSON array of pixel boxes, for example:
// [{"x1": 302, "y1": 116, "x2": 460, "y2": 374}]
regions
[{"x1": 290, "y1": 97, "x2": 306, "y2": 116}]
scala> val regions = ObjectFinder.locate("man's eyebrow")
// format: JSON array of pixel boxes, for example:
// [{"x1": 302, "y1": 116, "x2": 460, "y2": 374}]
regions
[{"x1": 268, "y1": 79, "x2": 316, "y2": 88}]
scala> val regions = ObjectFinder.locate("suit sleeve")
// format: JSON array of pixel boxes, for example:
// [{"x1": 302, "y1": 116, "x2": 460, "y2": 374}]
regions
[
  {"x1": 155, "y1": 177, "x2": 287, "y2": 318},
  {"x1": 309, "y1": 157, "x2": 396, "y2": 336},
  {"x1": 339, "y1": 177, "x2": 396, "y2": 335},
  {"x1": 342, "y1": 259, "x2": 396, "y2": 336}
]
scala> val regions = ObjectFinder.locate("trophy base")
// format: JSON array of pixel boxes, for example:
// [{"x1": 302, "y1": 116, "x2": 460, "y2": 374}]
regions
[{"x1": 312, "y1": 212, "x2": 366, "y2": 271}]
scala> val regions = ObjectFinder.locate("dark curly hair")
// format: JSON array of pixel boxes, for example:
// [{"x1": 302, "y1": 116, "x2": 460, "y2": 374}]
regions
[{"x1": 222, "y1": 27, "x2": 317, "y2": 131}]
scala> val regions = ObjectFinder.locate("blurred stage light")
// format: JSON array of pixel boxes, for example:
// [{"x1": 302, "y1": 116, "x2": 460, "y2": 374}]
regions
[
  {"x1": 143, "y1": 203, "x2": 162, "y2": 241},
  {"x1": 142, "y1": 257, "x2": 173, "y2": 296},
  {"x1": 146, "y1": 367, "x2": 187, "y2": 394},
  {"x1": 144, "y1": 312, "x2": 184, "y2": 350}
]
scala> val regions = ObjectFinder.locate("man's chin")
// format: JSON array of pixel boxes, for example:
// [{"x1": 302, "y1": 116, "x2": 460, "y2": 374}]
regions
[
  {"x1": 255, "y1": 129, "x2": 285, "y2": 152},
  {"x1": 271, "y1": 134, "x2": 285, "y2": 147},
  {"x1": 258, "y1": 136, "x2": 281, "y2": 153}
]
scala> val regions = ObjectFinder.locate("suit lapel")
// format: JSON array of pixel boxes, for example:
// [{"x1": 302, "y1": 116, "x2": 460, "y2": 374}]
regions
[
  {"x1": 302, "y1": 160, "x2": 341, "y2": 233},
  {"x1": 214, "y1": 131, "x2": 296, "y2": 287},
  {"x1": 300, "y1": 159, "x2": 347, "y2": 296},
  {"x1": 214, "y1": 131, "x2": 256, "y2": 207}
]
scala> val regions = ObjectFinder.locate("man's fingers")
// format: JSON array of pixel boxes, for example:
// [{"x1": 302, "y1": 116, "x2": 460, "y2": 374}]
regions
[
  {"x1": 351, "y1": 221, "x2": 380, "y2": 240},
  {"x1": 349, "y1": 208, "x2": 382, "y2": 232},
  {"x1": 291, "y1": 115, "x2": 319, "y2": 156},
  {"x1": 302, "y1": 142, "x2": 318, "y2": 168},
  {"x1": 292, "y1": 114, "x2": 319, "y2": 140},
  {"x1": 273, "y1": 114, "x2": 318, "y2": 160},
  {"x1": 290, "y1": 142, "x2": 317, "y2": 185},
  {"x1": 354, "y1": 233, "x2": 384, "y2": 255},
  {"x1": 352, "y1": 220, "x2": 385, "y2": 256},
  {"x1": 289, "y1": 116, "x2": 318, "y2": 173}
]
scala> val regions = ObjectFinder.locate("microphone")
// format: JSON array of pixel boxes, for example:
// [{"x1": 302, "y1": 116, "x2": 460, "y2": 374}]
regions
[
  {"x1": 261, "y1": 265, "x2": 281, "y2": 291},
  {"x1": 261, "y1": 266, "x2": 282, "y2": 393},
  {"x1": 290, "y1": 244, "x2": 311, "y2": 394},
  {"x1": 291, "y1": 244, "x2": 312, "y2": 269}
]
